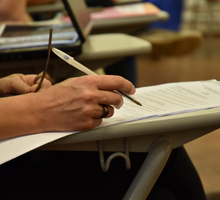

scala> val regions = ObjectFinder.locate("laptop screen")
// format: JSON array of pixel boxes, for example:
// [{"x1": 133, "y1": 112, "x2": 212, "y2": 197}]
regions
[
  {"x1": 0, "y1": 0, "x2": 93, "y2": 61},
  {"x1": 62, "y1": 0, "x2": 93, "y2": 43}
]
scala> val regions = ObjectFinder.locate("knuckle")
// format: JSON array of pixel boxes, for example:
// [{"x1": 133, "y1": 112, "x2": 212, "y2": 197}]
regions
[
  {"x1": 83, "y1": 90, "x2": 96, "y2": 102},
  {"x1": 80, "y1": 119, "x2": 94, "y2": 130},
  {"x1": 79, "y1": 75, "x2": 94, "y2": 85},
  {"x1": 82, "y1": 105, "x2": 94, "y2": 116}
]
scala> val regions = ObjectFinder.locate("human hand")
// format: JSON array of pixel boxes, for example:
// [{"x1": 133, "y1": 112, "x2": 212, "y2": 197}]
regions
[
  {"x1": 0, "y1": 73, "x2": 52, "y2": 95},
  {"x1": 34, "y1": 75, "x2": 135, "y2": 132}
]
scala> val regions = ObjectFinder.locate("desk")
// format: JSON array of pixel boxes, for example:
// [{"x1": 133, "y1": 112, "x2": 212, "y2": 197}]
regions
[
  {"x1": 35, "y1": 107, "x2": 220, "y2": 199},
  {"x1": 92, "y1": 11, "x2": 169, "y2": 35},
  {"x1": 27, "y1": 1, "x2": 65, "y2": 15},
  {"x1": 116, "y1": 0, "x2": 142, "y2": 5},
  {"x1": 0, "y1": 33, "x2": 151, "y2": 79},
  {"x1": 26, "y1": 0, "x2": 143, "y2": 14},
  {"x1": 27, "y1": 2, "x2": 169, "y2": 35},
  {"x1": 23, "y1": 3, "x2": 168, "y2": 80}
]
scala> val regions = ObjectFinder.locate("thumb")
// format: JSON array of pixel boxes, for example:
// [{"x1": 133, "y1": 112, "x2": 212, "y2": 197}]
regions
[
  {"x1": 13, "y1": 81, "x2": 35, "y2": 94},
  {"x1": 29, "y1": 84, "x2": 39, "y2": 93}
]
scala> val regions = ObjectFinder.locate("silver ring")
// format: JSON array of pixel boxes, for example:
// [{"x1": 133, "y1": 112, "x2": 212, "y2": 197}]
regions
[{"x1": 100, "y1": 105, "x2": 109, "y2": 118}]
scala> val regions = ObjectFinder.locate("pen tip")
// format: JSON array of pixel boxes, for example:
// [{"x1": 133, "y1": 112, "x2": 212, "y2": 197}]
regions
[
  {"x1": 134, "y1": 100, "x2": 142, "y2": 106},
  {"x1": 137, "y1": 102, "x2": 142, "y2": 106}
]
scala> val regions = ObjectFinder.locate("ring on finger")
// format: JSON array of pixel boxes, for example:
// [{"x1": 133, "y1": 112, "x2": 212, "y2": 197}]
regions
[{"x1": 100, "y1": 105, "x2": 109, "y2": 118}]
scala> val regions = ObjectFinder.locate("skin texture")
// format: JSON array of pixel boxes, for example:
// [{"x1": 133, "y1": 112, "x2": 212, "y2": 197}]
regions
[
  {"x1": 0, "y1": 0, "x2": 32, "y2": 23},
  {"x1": 0, "y1": 74, "x2": 135, "y2": 141},
  {"x1": 0, "y1": 0, "x2": 59, "y2": 23}
]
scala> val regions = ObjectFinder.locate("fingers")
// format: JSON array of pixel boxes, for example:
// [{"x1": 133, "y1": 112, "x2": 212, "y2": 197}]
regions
[
  {"x1": 9, "y1": 74, "x2": 52, "y2": 94},
  {"x1": 98, "y1": 75, "x2": 136, "y2": 95},
  {"x1": 71, "y1": 75, "x2": 134, "y2": 109},
  {"x1": 73, "y1": 105, "x2": 113, "y2": 130},
  {"x1": 98, "y1": 90, "x2": 124, "y2": 109},
  {"x1": 78, "y1": 75, "x2": 136, "y2": 95},
  {"x1": 82, "y1": 104, "x2": 114, "y2": 119},
  {"x1": 28, "y1": 84, "x2": 39, "y2": 93},
  {"x1": 93, "y1": 105, "x2": 114, "y2": 119},
  {"x1": 11, "y1": 79, "x2": 35, "y2": 94},
  {"x1": 33, "y1": 72, "x2": 53, "y2": 92},
  {"x1": 34, "y1": 72, "x2": 53, "y2": 85},
  {"x1": 34, "y1": 75, "x2": 134, "y2": 132}
]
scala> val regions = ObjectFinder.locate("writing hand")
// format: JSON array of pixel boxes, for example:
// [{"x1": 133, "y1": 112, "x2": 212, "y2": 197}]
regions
[{"x1": 34, "y1": 75, "x2": 135, "y2": 131}]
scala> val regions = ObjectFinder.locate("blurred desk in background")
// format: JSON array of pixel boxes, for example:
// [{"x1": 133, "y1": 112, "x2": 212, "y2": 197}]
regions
[
  {"x1": 0, "y1": 33, "x2": 151, "y2": 81},
  {"x1": 92, "y1": 10, "x2": 169, "y2": 34},
  {"x1": 27, "y1": 1, "x2": 169, "y2": 35}
]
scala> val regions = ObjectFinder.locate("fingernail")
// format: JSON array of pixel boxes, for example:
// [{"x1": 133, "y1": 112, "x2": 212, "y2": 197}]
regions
[
  {"x1": 129, "y1": 87, "x2": 136, "y2": 95},
  {"x1": 31, "y1": 84, "x2": 38, "y2": 92}
]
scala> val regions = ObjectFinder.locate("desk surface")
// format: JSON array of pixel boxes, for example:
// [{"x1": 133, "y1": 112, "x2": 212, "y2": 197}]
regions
[
  {"x1": 1, "y1": 107, "x2": 220, "y2": 165},
  {"x1": 76, "y1": 33, "x2": 151, "y2": 60},
  {"x1": 116, "y1": 0, "x2": 142, "y2": 5},
  {"x1": 93, "y1": 11, "x2": 169, "y2": 29},
  {"x1": 27, "y1": 2, "x2": 169, "y2": 34},
  {"x1": 0, "y1": 33, "x2": 151, "y2": 77},
  {"x1": 26, "y1": 1, "x2": 155, "y2": 14},
  {"x1": 91, "y1": 10, "x2": 169, "y2": 35},
  {"x1": 41, "y1": 107, "x2": 220, "y2": 152}
]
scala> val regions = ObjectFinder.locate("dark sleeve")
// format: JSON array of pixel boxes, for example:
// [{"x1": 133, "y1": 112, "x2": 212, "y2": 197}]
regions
[{"x1": 85, "y1": 0, "x2": 115, "y2": 7}]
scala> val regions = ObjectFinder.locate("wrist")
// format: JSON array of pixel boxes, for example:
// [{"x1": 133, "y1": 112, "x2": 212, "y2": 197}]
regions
[{"x1": 0, "y1": 93, "x2": 42, "y2": 140}]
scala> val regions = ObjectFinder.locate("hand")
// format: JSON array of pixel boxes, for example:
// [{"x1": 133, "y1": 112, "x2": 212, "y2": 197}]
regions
[
  {"x1": 34, "y1": 75, "x2": 135, "y2": 132},
  {"x1": 0, "y1": 73, "x2": 52, "y2": 95}
]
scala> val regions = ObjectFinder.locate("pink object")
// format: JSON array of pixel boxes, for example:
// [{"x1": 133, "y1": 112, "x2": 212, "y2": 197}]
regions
[{"x1": 90, "y1": 3, "x2": 160, "y2": 20}]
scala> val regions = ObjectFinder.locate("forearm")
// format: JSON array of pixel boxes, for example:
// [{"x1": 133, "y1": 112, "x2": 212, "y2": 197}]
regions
[{"x1": 0, "y1": 94, "x2": 44, "y2": 140}]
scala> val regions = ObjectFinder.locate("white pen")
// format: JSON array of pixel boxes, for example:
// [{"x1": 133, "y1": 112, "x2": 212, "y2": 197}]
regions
[{"x1": 52, "y1": 48, "x2": 142, "y2": 106}]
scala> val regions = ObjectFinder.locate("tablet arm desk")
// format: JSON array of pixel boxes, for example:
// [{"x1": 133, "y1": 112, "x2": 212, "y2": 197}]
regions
[
  {"x1": 0, "y1": 33, "x2": 151, "y2": 80},
  {"x1": 39, "y1": 107, "x2": 220, "y2": 200},
  {"x1": 53, "y1": 33, "x2": 152, "y2": 78}
]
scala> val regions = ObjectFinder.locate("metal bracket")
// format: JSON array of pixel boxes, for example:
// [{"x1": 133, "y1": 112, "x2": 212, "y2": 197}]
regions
[{"x1": 98, "y1": 138, "x2": 131, "y2": 172}]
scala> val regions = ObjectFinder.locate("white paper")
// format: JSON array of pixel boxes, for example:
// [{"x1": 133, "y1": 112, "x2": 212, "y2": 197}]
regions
[
  {"x1": 101, "y1": 79, "x2": 220, "y2": 125},
  {"x1": 1, "y1": 80, "x2": 220, "y2": 165}
]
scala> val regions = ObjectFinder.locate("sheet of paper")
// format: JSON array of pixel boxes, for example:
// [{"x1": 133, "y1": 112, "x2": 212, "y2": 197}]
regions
[
  {"x1": 102, "y1": 79, "x2": 220, "y2": 125},
  {"x1": 0, "y1": 132, "x2": 75, "y2": 165},
  {"x1": 1, "y1": 80, "x2": 220, "y2": 165}
]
